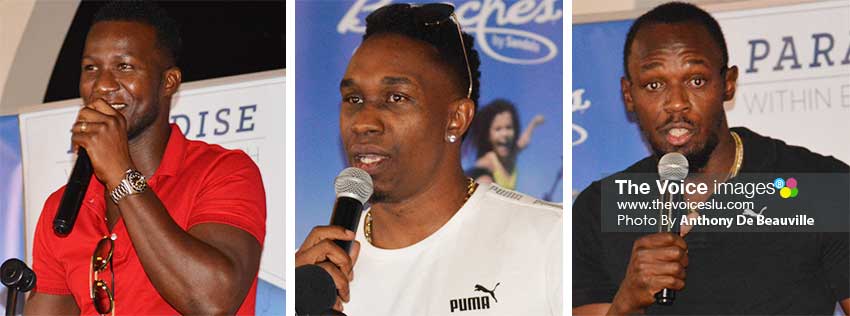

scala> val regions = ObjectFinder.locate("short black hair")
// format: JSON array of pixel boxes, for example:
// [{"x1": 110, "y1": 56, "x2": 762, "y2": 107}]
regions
[
  {"x1": 92, "y1": 0, "x2": 182, "y2": 65},
  {"x1": 363, "y1": 3, "x2": 481, "y2": 109},
  {"x1": 623, "y1": 2, "x2": 728, "y2": 79},
  {"x1": 466, "y1": 99, "x2": 521, "y2": 159}
]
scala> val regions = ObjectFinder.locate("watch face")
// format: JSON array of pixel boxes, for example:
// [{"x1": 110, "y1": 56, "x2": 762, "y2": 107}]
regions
[{"x1": 127, "y1": 171, "x2": 147, "y2": 191}]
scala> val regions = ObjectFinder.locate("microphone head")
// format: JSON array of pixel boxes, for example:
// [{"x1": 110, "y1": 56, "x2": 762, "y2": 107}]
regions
[
  {"x1": 658, "y1": 152, "x2": 689, "y2": 181},
  {"x1": 334, "y1": 167, "x2": 373, "y2": 204}
]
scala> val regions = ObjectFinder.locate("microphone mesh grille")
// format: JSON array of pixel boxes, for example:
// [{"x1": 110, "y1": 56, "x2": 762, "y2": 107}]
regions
[
  {"x1": 334, "y1": 167, "x2": 374, "y2": 204},
  {"x1": 658, "y1": 152, "x2": 689, "y2": 181}
]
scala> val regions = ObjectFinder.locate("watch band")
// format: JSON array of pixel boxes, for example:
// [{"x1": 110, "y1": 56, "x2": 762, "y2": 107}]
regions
[{"x1": 110, "y1": 169, "x2": 147, "y2": 204}]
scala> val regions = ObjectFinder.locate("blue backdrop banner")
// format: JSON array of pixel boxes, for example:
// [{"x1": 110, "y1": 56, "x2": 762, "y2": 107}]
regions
[
  {"x1": 295, "y1": 0, "x2": 564, "y2": 246},
  {"x1": 0, "y1": 115, "x2": 24, "y2": 313},
  {"x1": 572, "y1": 20, "x2": 649, "y2": 198}
]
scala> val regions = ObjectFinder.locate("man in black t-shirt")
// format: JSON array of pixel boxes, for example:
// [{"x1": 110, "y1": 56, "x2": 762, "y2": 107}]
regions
[{"x1": 572, "y1": 2, "x2": 850, "y2": 315}]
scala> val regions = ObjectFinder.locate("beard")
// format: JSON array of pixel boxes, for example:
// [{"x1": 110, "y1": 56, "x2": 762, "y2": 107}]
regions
[
  {"x1": 369, "y1": 190, "x2": 388, "y2": 204},
  {"x1": 126, "y1": 105, "x2": 159, "y2": 141}
]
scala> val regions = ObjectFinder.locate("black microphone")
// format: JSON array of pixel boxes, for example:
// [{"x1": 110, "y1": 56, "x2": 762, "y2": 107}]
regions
[
  {"x1": 655, "y1": 152, "x2": 689, "y2": 306},
  {"x1": 53, "y1": 149, "x2": 94, "y2": 236},
  {"x1": 2, "y1": 258, "x2": 36, "y2": 316},
  {"x1": 329, "y1": 167, "x2": 373, "y2": 253},
  {"x1": 295, "y1": 168, "x2": 371, "y2": 315},
  {"x1": 295, "y1": 265, "x2": 338, "y2": 315}
]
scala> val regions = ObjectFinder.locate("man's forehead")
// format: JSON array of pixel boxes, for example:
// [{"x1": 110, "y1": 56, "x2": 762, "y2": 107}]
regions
[
  {"x1": 86, "y1": 21, "x2": 158, "y2": 51},
  {"x1": 629, "y1": 22, "x2": 721, "y2": 63},
  {"x1": 342, "y1": 34, "x2": 444, "y2": 85}
]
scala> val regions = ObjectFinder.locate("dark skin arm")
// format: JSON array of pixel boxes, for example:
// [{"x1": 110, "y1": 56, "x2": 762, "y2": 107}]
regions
[
  {"x1": 122, "y1": 198, "x2": 262, "y2": 315},
  {"x1": 573, "y1": 233, "x2": 688, "y2": 316},
  {"x1": 841, "y1": 298, "x2": 849, "y2": 316},
  {"x1": 24, "y1": 293, "x2": 80, "y2": 316},
  {"x1": 62, "y1": 100, "x2": 261, "y2": 315}
]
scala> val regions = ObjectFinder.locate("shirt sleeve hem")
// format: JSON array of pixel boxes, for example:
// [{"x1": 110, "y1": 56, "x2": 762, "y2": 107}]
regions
[
  {"x1": 187, "y1": 215, "x2": 265, "y2": 246},
  {"x1": 34, "y1": 285, "x2": 72, "y2": 296}
]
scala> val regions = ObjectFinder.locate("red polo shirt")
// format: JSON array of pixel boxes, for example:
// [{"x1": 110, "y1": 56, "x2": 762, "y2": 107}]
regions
[{"x1": 32, "y1": 124, "x2": 266, "y2": 315}]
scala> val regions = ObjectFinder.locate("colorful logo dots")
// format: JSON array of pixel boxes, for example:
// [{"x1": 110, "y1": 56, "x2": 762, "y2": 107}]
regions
[
  {"x1": 777, "y1": 177, "x2": 798, "y2": 199},
  {"x1": 773, "y1": 178, "x2": 785, "y2": 189},
  {"x1": 786, "y1": 177, "x2": 797, "y2": 188}
]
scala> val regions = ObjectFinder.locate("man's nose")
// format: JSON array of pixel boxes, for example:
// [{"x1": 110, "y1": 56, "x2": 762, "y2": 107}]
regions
[
  {"x1": 664, "y1": 83, "x2": 690, "y2": 113},
  {"x1": 350, "y1": 103, "x2": 384, "y2": 137},
  {"x1": 93, "y1": 70, "x2": 120, "y2": 94}
]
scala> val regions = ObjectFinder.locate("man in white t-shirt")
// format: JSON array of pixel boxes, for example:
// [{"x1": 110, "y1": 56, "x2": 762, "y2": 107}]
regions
[{"x1": 294, "y1": 3, "x2": 562, "y2": 316}]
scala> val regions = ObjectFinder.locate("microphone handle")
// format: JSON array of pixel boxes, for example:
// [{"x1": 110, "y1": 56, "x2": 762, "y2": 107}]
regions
[
  {"x1": 5, "y1": 289, "x2": 17, "y2": 316},
  {"x1": 655, "y1": 288, "x2": 675, "y2": 305},
  {"x1": 54, "y1": 149, "x2": 93, "y2": 235},
  {"x1": 329, "y1": 197, "x2": 364, "y2": 253},
  {"x1": 655, "y1": 184, "x2": 680, "y2": 305}
]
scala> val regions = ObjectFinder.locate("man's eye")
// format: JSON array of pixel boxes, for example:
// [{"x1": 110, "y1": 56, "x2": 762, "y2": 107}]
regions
[
  {"x1": 645, "y1": 81, "x2": 663, "y2": 91},
  {"x1": 690, "y1": 78, "x2": 706, "y2": 88},
  {"x1": 387, "y1": 93, "x2": 407, "y2": 103},
  {"x1": 118, "y1": 63, "x2": 134, "y2": 71},
  {"x1": 83, "y1": 65, "x2": 97, "y2": 71},
  {"x1": 345, "y1": 95, "x2": 363, "y2": 104}
]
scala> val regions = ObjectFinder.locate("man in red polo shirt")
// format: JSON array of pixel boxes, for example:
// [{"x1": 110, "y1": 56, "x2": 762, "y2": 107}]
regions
[{"x1": 24, "y1": 2, "x2": 265, "y2": 315}]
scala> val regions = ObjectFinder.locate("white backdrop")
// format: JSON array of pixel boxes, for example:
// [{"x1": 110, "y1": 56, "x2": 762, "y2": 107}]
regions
[
  {"x1": 720, "y1": 0, "x2": 850, "y2": 162},
  {"x1": 19, "y1": 70, "x2": 286, "y2": 289}
]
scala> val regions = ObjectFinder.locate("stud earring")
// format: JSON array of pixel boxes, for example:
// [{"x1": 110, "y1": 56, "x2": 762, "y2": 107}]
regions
[{"x1": 447, "y1": 134, "x2": 458, "y2": 143}]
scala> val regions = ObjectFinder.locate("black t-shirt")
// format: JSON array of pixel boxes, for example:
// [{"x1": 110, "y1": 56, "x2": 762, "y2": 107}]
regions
[{"x1": 573, "y1": 127, "x2": 850, "y2": 315}]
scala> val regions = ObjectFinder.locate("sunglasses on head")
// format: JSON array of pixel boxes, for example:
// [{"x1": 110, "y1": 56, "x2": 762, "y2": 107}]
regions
[{"x1": 368, "y1": 3, "x2": 473, "y2": 99}]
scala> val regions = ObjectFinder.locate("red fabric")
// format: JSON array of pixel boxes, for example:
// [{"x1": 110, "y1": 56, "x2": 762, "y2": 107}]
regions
[{"x1": 32, "y1": 124, "x2": 266, "y2": 315}]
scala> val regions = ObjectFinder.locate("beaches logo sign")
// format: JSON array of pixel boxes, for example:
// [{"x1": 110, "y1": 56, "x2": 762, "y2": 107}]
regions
[
  {"x1": 773, "y1": 177, "x2": 799, "y2": 199},
  {"x1": 337, "y1": 0, "x2": 562, "y2": 65}
]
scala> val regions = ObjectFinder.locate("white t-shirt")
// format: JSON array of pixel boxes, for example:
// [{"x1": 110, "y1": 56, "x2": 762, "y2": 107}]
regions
[{"x1": 343, "y1": 183, "x2": 563, "y2": 316}]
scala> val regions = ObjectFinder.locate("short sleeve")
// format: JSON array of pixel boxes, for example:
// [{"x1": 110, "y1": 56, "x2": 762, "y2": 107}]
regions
[
  {"x1": 31, "y1": 192, "x2": 72, "y2": 295},
  {"x1": 186, "y1": 151, "x2": 267, "y2": 246},
  {"x1": 572, "y1": 182, "x2": 618, "y2": 307},
  {"x1": 820, "y1": 231, "x2": 849, "y2": 301}
]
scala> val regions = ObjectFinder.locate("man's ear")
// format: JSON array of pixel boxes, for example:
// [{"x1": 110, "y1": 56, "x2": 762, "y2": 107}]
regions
[
  {"x1": 446, "y1": 98, "x2": 475, "y2": 142},
  {"x1": 723, "y1": 65, "x2": 738, "y2": 101},
  {"x1": 621, "y1": 76, "x2": 635, "y2": 112},
  {"x1": 162, "y1": 66, "x2": 182, "y2": 97}
]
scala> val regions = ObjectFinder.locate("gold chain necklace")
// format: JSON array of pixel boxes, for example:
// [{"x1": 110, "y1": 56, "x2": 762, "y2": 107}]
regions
[
  {"x1": 729, "y1": 131, "x2": 744, "y2": 179},
  {"x1": 364, "y1": 178, "x2": 478, "y2": 245},
  {"x1": 686, "y1": 131, "x2": 743, "y2": 216}
]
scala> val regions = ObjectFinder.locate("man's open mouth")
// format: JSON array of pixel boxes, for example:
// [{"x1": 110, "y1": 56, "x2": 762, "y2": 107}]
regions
[
  {"x1": 666, "y1": 127, "x2": 693, "y2": 146},
  {"x1": 353, "y1": 154, "x2": 389, "y2": 173}
]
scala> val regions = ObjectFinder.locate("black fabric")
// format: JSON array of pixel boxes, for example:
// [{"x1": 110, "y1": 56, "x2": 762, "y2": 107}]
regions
[{"x1": 573, "y1": 127, "x2": 850, "y2": 314}]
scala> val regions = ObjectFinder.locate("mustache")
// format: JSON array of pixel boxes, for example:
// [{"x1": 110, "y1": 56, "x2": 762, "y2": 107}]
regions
[{"x1": 657, "y1": 115, "x2": 697, "y2": 132}]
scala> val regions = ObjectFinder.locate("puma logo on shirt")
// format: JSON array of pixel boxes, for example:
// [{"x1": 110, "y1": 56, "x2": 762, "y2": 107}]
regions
[
  {"x1": 449, "y1": 282, "x2": 501, "y2": 313},
  {"x1": 474, "y1": 283, "x2": 500, "y2": 302}
]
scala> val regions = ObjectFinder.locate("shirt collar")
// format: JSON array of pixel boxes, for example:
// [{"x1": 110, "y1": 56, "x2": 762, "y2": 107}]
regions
[{"x1": 152, "y1": 123, "x2": 188, "y2": 179}]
